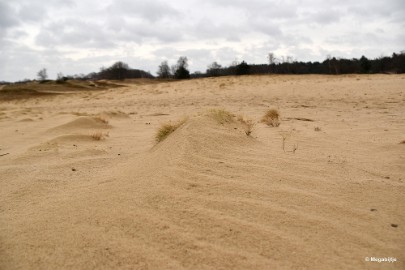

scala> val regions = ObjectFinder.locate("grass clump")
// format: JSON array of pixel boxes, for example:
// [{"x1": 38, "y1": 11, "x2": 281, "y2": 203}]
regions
[
  {"x1": 208, "y1": 109, "x2": 234, "y2": 124},
  {"x1": 155, "y1": 118, "x2": 186, "y2": 143},
  {"x1": 91, "y1": 131, "x2": 109, "y2": 141},
  {"x1": 237, "y1": 115, "x2": 255, "y2": 136},
  {"x1": 261, "y1": 109, "x2": 280, "y2": 127}
]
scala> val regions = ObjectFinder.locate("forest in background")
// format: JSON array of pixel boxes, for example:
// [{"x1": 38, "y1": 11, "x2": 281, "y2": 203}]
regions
[{"x1": 2, "y1": 51, "x2": 405, "y2": 84}]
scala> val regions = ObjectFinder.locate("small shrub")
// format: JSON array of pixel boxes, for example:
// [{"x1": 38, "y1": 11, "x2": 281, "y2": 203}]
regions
[
  {"x1": 314, "y1": 127, "x2": 321, "y2": 132},
  {"x1": 91, "y1": 131, "x2": 108, "y2": 141},
  {"x1": 261, "y1": 109, "x2": 280, "y2": 127},
  {"x1": 208, "y1": 109, "x2": 234, "y2": 124},
  {"x1": 400, "y1": 140, "x2": 405, "y2": 144},
  {"x1": 155, "y1": 118, "x2": 186, "y2": 143},
  {"x1": 237, "y1": 115, "x2": 255, "y2": 136}
]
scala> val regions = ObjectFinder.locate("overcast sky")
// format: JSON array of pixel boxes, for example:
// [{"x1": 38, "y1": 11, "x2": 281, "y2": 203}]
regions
[{"x1": 1, "y1": 0, "x2": 404, "y2": 81}]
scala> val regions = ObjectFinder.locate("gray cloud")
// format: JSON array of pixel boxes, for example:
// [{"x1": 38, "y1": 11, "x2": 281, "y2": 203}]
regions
[
  {"x1": 0, "y1": 2, "x2": 19, "y2": 30},
  {"x1": 107, "y1": 0, "x2": 181, "y2": 23},
  {"x1": 35, "y1": 19, "x2": 116, "y2": 48},
  {"x1": 206, "y1": 0, "x2": 297, "y2": 19},
  {"x1": 0, "y1": 0, "x2": 404, "y2": 81}
]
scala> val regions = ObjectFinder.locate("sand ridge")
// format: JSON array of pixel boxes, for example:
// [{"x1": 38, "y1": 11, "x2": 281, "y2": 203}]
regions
[{"x1": 0, "y1": 74, "x2": 404, "y2": 269}]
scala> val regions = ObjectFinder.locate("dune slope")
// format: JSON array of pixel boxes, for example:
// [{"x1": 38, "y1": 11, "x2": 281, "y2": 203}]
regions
[{"x1": 0, "y1": 75, "x2": 404, "y2": 269}]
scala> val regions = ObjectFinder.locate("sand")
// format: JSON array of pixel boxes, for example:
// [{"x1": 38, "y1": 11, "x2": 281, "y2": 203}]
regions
[{"x1": 0, "y1": 74, "x2": 404, "y2": 269}]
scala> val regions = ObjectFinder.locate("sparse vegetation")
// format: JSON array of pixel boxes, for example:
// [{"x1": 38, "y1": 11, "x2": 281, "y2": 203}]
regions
[
  {"x1": 280, "y1": 130, "x2": 292, "y2": 152},
  {"x1": 95, "y1": 115, "x2": 109, "y2": 124},
  {"x1": 1, "y1": 80, "x2": 122, "y2": 101},
  {"x1": 237, "y1": 115, "x2": 255, "y2": 136},
  {"x1": 208, "y1": 109, "x2": 234, "y2": 124},
  {"x1": 292, "y1": 143, "x2": 298, "y2": 154},
  {"x1": 0, "y1": 87, "x2": 58, "y2": 100},
  {"x1": 400, "y1": 140, "x2": 405, "y2": 144},
  {"x1": 155, "y1": 118, "x2": 187, "y2": 143},
  {"x1": 91, "y1": 131, "x2": 109, "y2": 141},
  {"x1": 314, "y1": 127, "x2": 321, "y2": 131},
  {"x1": 261, "y1": 109, "x2": 280, "y2": 127}
]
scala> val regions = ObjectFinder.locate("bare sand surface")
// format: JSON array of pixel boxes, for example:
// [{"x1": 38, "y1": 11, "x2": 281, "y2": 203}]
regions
[{"x1": 0, "y1": 74, "x2": 404, "y2": 269}]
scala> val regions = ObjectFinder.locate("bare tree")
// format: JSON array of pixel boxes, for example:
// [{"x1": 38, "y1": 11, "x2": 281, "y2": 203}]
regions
[
  {"x1": 268, "y1": 53, "x2": 276, "y2": 65},
  {"x1": 56, "y1": 72, "x2": 66, "y2": 83},
  {"x1": 268, "y1": 53, "x2": 277, "y2": 73},
  {"x1": 157, "y1": 60, "x2": 171, "y2": 79},
  {"x1": 326, "y1": 54, "x2": 332, "y2": 74},
  {"x1": 37, "y1": 68, "x2": 48, "y2": 82}
]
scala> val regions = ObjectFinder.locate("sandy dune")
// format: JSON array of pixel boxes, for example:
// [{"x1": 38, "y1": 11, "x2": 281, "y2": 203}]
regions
[{"x1": 0, "y1": 75, "x2": 404, "y2": 269}]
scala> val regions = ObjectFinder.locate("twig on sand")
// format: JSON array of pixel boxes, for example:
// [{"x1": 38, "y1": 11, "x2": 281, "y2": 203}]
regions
[{"x1": 0, "y1": 153, "x2": 10, "y2": 157}]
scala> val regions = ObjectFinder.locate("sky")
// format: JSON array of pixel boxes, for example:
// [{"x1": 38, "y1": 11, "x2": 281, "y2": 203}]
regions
[{"x1": 0, "y1": 0, "x2": 404, "y2": 81}]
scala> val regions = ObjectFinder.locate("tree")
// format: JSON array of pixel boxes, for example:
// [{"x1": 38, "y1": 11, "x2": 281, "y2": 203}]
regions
[
  {"x1": 174, "y1": 56, "x2": 190, "y2": 79},
  {"x1": 268, "y1": 53, "x2": 276, "y2": 65},
  {"x1": 110, "y1": 61, "x2": 129, "y2": 70},
  {"x1": 206, "y1": 61, "x2": 222, "y2": 77},
  {"x1": 157, "y1": 60, "x2": 171, "y2": 79},
  {"x1": 359, "y1": 56, "x2": 371, "y2": 73},
  {"x1": 236, "y1": 61, "x2": 250, "y2": 75},
  {"x1": 37, "y1": 68, "x2": 48, "y2": 82},
  {"x1": 106, "y1": 61, "x2": 129, "y2": 80},
  {"x1": 268, "y1": 53, "x2": 277, "y2": 73},
  {"x1": 286, "y1": 56, "x2": 294, "y2": 63},
  {"x1": 56, "y1": 72, "x2": 67, "y2": 83}
]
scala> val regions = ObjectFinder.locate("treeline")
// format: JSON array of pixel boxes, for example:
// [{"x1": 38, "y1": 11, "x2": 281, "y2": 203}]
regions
[
  {"x1": 6, "y1": 51, "x2": 404, "y2": 84},
  {"x1": 21, "y1": 62, "x2": 154, "y2": 84},
  {"x1": 201, "y1": 52, "x2": 405, "y2": 78},
  {"x1": 39, "y1": 50, "x2": 405, "y2": 82}
]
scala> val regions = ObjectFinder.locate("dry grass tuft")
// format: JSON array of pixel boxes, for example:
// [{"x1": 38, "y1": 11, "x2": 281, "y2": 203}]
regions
[
  {"x1": 155, "y1": 118, "x2": 187, "y2": 143},
  {"x1": 237, "y1": 115, "x2": 255, "y2": 136},
  {"x1": 208, "y1": 109, "x2": 234, "y2": 124},
  {"x1": 91, "y1": 131, "x2": 109, "y2": 141},
  {"x1": 95, "y1": 115, "x2": 109, "y2": 124},
  {"x1": 261, "y1": 109, "x2": 280, "y2": 127}
]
